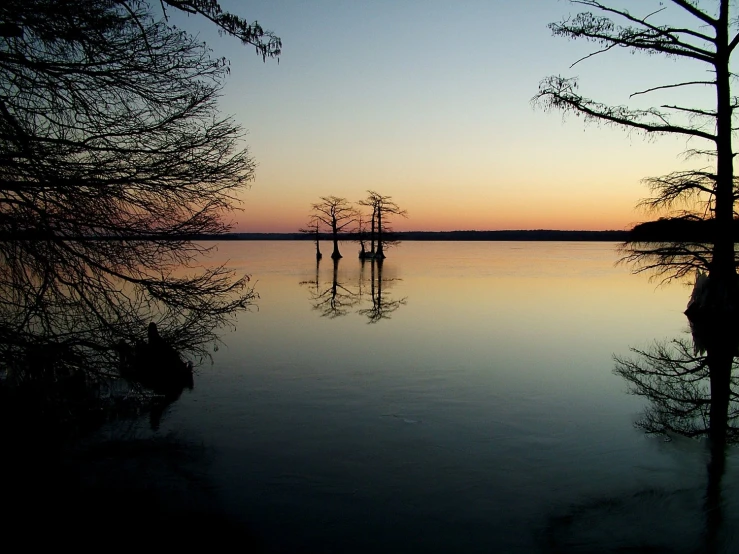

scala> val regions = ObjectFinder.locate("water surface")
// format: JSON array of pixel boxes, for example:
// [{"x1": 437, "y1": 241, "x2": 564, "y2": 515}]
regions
[{"x1": 148, "y1": 241, "x2": 736, "y2": 552}]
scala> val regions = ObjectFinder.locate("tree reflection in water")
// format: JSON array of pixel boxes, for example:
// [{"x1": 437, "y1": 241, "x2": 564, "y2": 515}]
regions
[
  {"x1": 0, "y1": 275, "x2": 249, "y2": 546},
  {"x1": 300, "y1": 258, "x2": 360, "y2": 319},
  {"x1": 357, "y1": 258, "x2": 407, "y2": 324},
  {"x1": 545, "y1": 314, "x2": 738, "y2": 553},
  {"x1": 0, "y1": 274, "x2": 246, "y2": 439},
  {"x1": 614, "y1": 315, "x2": 738, "y2": 554},
  {"x1": 300, "y1": 257, "x2": 407, "y2": 323}
]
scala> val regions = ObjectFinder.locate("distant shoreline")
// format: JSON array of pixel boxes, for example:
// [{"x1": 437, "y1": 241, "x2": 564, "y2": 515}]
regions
[
  {"x1": 204, "y1": 230, "x2": 629, "y2": 242},
  {"x1": 0, "y1": 229, "x2": 630, "y2": 242}
]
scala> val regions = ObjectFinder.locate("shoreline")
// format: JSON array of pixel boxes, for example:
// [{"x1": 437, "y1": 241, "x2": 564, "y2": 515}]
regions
[{"x1": 200, "y1": 230, "x2": 629, "y2": 242}]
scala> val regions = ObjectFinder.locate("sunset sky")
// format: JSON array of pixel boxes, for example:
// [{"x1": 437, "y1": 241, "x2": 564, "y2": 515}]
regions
[{"x1": 170, "y1": 0, "x2": 712, "y2": 232}]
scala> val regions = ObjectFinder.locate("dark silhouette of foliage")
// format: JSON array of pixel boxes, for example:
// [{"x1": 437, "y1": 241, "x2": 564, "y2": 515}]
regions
[
  {"x1": 0, "y1": 0, "x2": 278, "y2": 421},
  {"x1": 299, "y1": 216, "x2": 323, "y2": 260},
  {"x1": 309, "y1": 196, "x2": 357, "y2": 260},
  {"x1": 626, "y1": 216, "x2": 739, "y2": 243},
  {"x1": 535, "y1": 1, "x2": 739, "y2": 314},
  {"x1": 158, "y1": 0, "x2": 281, "y2": 60},
  {"x1": 358, "y1": 190, "x2": 407, "y2": 259}
]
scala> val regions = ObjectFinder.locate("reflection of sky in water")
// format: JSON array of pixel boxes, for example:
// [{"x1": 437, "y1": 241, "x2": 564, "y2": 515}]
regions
[{"x1": 159, "y1": 241, "x2": 730, "y2": 553}]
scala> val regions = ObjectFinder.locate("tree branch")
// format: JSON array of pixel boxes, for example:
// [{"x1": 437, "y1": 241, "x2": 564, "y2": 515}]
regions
[{"x1": 630, "y1": 80, "x2": 715, "y2": 99}]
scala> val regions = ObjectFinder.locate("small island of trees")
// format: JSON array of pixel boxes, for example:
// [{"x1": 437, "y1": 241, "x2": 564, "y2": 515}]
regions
[{"x1": 302, "y1": 190, "x2": 407, "y2": 260}]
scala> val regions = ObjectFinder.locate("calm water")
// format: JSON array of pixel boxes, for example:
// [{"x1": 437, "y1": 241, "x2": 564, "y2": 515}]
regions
[{"x1": 132, "y1": 241, "x2": 737, "y2": 552}]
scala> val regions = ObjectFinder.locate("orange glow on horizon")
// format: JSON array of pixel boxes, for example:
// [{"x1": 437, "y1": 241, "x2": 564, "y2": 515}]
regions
[
  {"x1": 227, "y1": 190, "x2": 642, "y2": 233},
  {"x1": 229, "y1": 211, "x2": 637, "y2": 234}
]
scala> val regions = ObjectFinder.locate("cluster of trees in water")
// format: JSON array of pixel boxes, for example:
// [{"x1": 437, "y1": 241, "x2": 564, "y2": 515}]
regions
[{"x1": 302, "y1": 191, "x2": 407, "y2": 261}]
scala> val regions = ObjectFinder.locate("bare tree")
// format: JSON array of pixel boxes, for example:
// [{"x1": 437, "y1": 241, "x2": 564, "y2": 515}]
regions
[
  {"x1": 300, "y1": 216, "x2": 323, "y2": 260},
  {"x1": 0, "y1": 0, "x2": 278, "y2": 410},
  {"x1": 358, "y1": 191, "x2": 407, "y2": 259},
  {"x1": 534, "y1": 0, "x2": 739, "y2": 317},
  {"x1": 310, "y1": 196, "x2": 357, "y2": 260},
  {"x1": 356, "y1": 211, "x2": 370, "y2": 258},
  {"x1": 356, "y1": 203, "x2": 378, "y2": 258}
]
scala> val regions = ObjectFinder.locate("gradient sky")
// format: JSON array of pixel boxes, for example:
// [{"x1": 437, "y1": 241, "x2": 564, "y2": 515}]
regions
[{"x1": 168, "y1": 0, "x2": 715, "y2": 232}]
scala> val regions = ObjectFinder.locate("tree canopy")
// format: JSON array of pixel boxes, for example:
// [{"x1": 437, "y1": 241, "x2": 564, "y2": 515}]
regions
[
  {"x1": 310, "y1": 196, "x2": 357, "y2": 259},
  {"x1": 358, "y1": 190, "x2": 407, "y2": 258},
  {"x1": 157, "y1": 0, "x2": 280, "y2": 59},
  {"x1": 0, "y1": 0, "x2": 279, "y2": 401}
]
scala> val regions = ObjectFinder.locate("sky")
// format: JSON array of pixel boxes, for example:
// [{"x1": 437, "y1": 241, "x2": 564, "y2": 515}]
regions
[{"x1": 168, "y1": 0, "x2": 717, "y2": 233}]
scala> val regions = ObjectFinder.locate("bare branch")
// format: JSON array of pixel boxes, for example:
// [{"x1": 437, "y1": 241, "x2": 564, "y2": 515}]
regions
[
  {"x1": 553, "y1": 3, "x2": 716, "y2": 62},
  {"x1": 569, "y1": 42, "x2": 618, "y2": 68},
  {"x1": 730, "y1": 31, "x2": 739, "y2": 53},
  {"x1": 533, "y1": 76, "x2": 717, "y2": 142},
  {"x1": 638, "y1": 169, "x2": 718, "y2": 214},
  {"x1": 630, "y1": 80, "x2": 715, "y2": 99},
  {"x1": 669, "y1": 0, "x2": 718, "y2": 27},
  {"x1": 660, "y1": 104, "x2": 716, "y2": 117},
  {"x1": 158, "y1": 0, "x2": 281, "y2": 60}
]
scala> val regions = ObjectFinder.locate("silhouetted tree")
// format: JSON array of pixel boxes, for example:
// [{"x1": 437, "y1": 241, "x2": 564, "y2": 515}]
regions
[
  {"x1": 356, "y1": 212, "x2": 370, "y2": 258},
  {"x1": 310, "y1": 196, "x2": 357, "y2": 260},
  {"x1": 300, "y1": 216, "x2": 323, "y2": 260},
  {"x1": 0, "y1": 0, "x2": 278, "y2": 406},
  {"x1": 535, "y1": 1, "x2": 739, "y2": 317},
  {"x1": 358, "y1": 191, "x2": 407, "y2": 259}
]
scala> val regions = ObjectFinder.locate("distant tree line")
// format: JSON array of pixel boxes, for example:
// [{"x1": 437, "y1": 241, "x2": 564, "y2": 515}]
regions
[
  {"x1": 628, "y1": 217, "x2": 739, "y2": 243},
  {"x1": 194, "y1": 230, "x2": 630, "y2": 241}
]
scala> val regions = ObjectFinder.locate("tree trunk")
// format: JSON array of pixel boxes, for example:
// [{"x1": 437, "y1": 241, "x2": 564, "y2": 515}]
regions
[
  {"x1": 707, "y1": 0, "x2": 737, "y2": 317},
  {"x1": 370, "y1": 207, "x2": 376, "y2": 255},
  {"x1": 376, "y1": 210, "x2": 385, "y2": 259},
  {"x1": 331, "y1": 220, "x2": 342, "y2": 259}
]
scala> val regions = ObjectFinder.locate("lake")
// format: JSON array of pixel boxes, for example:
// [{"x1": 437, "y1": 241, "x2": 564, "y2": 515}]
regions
[{"x1": 116, "y1": 241, "x2": 738, "y2": 552}]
